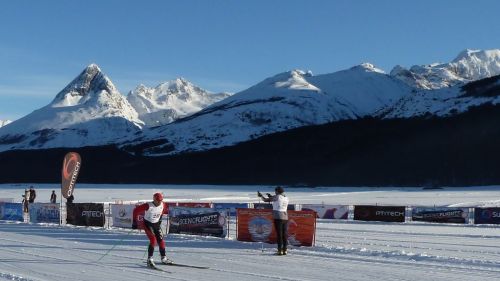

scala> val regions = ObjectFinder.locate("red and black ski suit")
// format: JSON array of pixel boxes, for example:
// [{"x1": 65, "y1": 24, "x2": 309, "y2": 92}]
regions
[{"x1": 133, "y1": 202, "x2": 169, "y2": 258}]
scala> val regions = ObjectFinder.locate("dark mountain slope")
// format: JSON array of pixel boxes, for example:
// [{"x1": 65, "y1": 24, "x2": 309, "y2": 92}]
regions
[{"x1": 1, "y1": 103, "x2": 500, "y2": 186}]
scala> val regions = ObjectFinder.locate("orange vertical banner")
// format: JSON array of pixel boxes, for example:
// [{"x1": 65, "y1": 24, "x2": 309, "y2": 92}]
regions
[{"x1": 236, "y1": 209, "x2": 316, "y2": 246}]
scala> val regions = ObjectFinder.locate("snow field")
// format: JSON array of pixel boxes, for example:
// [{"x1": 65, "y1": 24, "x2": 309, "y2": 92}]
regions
[{"x1": 0, "y1": 185, "x2": 499, "y2": 281}]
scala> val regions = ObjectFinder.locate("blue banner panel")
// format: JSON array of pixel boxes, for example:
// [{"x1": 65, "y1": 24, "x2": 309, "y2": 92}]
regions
[
  {"x1": 2, "y1": 203, "x2": 24, "y2": 221},
  {"x1": 213, "y1": 203, "x2": 250, "y2": 216},
  {"x1": 29, "y1": 203, "x2": 60, "y2": 223},
  {"x1": 412, "y1": 207, "x2": 468, "y2": 224},
  {"x1": 474, "y1": 208, "x2": 500, "y2": 224}
]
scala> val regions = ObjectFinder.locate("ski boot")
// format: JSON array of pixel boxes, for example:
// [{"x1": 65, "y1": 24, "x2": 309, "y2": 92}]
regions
[
  {"x1": 161, "y1": 256, "x2": 174, "y2": 265},
  {"x1": 147, "y1": 257, "x2": 156, "y2": 267}
]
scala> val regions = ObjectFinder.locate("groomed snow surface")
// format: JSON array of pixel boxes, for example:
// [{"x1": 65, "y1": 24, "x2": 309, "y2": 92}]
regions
[{"x1": 0, "y1": 185, "x2": 499, "y2": 281}]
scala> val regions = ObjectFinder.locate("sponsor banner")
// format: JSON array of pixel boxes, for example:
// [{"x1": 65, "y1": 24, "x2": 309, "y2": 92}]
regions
[
  {"x1": 354, "y1": 205, "x2": 405, "y2": 223},
  {"x1": 237, "y1": 209, "x2": 316, "y2": 247},
  {"x1": 66, "y1": 203, "x2": 105, "y2": 227},
  {"x1": 111, "y1": 204, "x2": 135, "y2": 228},
  {"x1": 169, "y1": 210, "x2": 227, "y2": 238},
  {"x1": 253, "y1": 203, "x2": 297, "y2": 210},
  {"x1": 61, "y1": 152, "x2": 82, "y2": 199},
  {"x1": 412, "y1": 207, "x2": 469, "y2": 224},
  {"x1": 1, "y1": 203, "x2": 24, "y2": 221},
  {"x1": 301, "y1": 204, "x2": 349, "y2": 220},
  {"x1": 176, "y1": 202, "x2": 212, "y2": 208},
  {"x1": 474, "y1": 208, "x2": 500, "y2": 224},
  {"x1": 29, "y1": 203, "x2": 60, "y2": 223},
  {"x1": 213, "y1": 203, "x2": 250, "y2": 216},
  {"x1": 169, "y1": 207, "x2": 214, "y2": 217}
]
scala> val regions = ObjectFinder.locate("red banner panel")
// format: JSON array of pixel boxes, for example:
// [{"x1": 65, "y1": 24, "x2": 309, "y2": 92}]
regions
[{"x1": 237, "y1": 209, "x2": 316, "y2": 247}]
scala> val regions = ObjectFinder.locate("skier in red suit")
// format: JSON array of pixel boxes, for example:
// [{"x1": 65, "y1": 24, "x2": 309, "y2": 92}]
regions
[{"x1": 133, "y1": 192, "x2": 172, "y2": 267}]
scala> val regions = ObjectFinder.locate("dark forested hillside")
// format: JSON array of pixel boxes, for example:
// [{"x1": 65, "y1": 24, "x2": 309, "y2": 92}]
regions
[{"x1": 1, "y1": 103, "x2": 500, "y2": 187}]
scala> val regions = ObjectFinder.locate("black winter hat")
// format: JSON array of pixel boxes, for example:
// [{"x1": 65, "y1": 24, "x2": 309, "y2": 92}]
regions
[{"x1": 275, "y1": 186, "x2": 285, "y2": 194}]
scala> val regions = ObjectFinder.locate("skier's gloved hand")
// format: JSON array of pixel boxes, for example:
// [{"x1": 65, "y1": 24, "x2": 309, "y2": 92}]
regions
[
  {"x1": 257, "y1": 191, "x2": 263, "y2": 198},
  {"x1": 132, "y1": 223, "x2": 137, "y2": 229},
  {"x1": 266, "y1": 193, "x2": 272, "y2": 198}
]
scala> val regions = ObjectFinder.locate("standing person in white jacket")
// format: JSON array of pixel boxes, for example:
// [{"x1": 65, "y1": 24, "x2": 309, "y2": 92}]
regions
[{"x1": 258, "y1": 186, "x2": 289, "y2": 255}]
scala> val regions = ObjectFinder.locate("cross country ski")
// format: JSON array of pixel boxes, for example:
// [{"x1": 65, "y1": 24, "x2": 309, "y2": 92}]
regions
[{"x1": 146, "y1": 262, "x2": 172, "y2": 273}]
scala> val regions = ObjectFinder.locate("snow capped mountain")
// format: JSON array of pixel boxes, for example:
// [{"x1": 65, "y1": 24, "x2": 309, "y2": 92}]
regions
[
  {"x1": 0, "y1": 119, "x2": 11, "y2": 128},
  {"x1": 0, "y1": 64, "x2": 143, "y2": 152},
  {"x1": 378, "y1": 74, "x2": 500, "y2": 119},
  {"x1": 127, "y1": 78, "x2": 231, "y2": 127},
  {"x1": 391, "y1": 49, "x2": 500, "y2": 89},
  {"x1": 306, "y1": 63, "x2": 412, "y2": 116},
  {"x1": 2, "y1": 49, "x2": 499, "y2": 155},
  {"x1": 122, "y1": 69, "x2": 376, "y2": 155}
]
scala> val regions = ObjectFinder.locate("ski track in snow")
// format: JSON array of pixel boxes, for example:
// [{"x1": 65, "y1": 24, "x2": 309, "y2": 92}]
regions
[{"x1": 0, "y1": 220, "x2": 499, "y2": 281}]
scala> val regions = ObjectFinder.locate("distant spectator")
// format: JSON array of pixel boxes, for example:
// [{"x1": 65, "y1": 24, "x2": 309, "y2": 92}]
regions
[
  {"x1": 28, "y1": 186, "x2": 36, "y2": 203},
  {"x1": 50, "y1": 190, "x2": 57, "y2": 204}
]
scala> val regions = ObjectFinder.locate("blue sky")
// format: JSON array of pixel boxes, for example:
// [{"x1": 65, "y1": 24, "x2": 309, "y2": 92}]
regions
[{"x1": 1, "y1": 0, "x2": 499, "y2": 120}]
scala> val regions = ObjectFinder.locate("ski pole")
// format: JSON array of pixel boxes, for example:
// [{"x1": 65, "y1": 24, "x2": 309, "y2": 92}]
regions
[
  {"x1": 96, "y1": 228, "x2": 135, "y2": 262},
  {"x1": 142, "y1": 242, "x2": 149, "y2": 259}
]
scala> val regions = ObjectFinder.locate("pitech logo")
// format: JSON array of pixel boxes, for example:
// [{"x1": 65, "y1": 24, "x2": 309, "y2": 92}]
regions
[{"x1": 82, "y1": 211, "x2": 103, "y2": 218}]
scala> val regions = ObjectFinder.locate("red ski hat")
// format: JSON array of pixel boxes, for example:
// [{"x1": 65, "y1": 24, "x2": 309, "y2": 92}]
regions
[{"x1": 153, "y1": 192, "x2": 163, "y2": 201}]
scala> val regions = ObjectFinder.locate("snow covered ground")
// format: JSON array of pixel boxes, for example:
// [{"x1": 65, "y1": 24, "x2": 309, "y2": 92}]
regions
[{"x1": 1, "y1": 184, "x2": 499, "y2": 281}]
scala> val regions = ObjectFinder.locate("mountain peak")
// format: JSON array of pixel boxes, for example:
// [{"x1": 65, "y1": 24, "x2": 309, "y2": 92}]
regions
[
  {"x1": 51, "y1": 64, "x2": 118, "y2": 107},
  {"x1": 391, "y1": 49, "x2": 500, "y2": 89},
  {"x1": 127, "y1": 78, "x2": 230, "y2": 127},
  {"x1": 452, "y1": 49, "x2": 500, "y2": 62},
  {"x1": 351, "y1": 63, "x2": 385, "y2": 74}
]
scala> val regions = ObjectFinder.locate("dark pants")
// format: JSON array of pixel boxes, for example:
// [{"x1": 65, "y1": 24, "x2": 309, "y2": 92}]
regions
[
  {"x1": 274, "y1": 219, "x2": 288, "y2": 251},
  {"x1": 144, "y1": 220, "x2": 166, "y2": 258}
]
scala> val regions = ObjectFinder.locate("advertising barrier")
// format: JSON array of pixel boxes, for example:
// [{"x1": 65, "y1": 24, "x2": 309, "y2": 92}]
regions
[
  {"x1": 66, "y1": 203, "x2": 105, "y2": 227},
  {"x1": 354, "y1": 205, "x2": 405, "y2": 222},
  {"x1": 29, "y1": 203, "x2": 60, "y2": 223},
  {"x1": 213, "y1": 203, "x2": 250, "y2": 216},
  {"x1": 111, "y1": 204, "x2": 135, "y2": 228},
  {"x1": 169, "y1": 207, "x2": 227, "y2": 237},
  {"x1": 1, "y1": 203, "x2": 24, "y2": 221},
  {"x1": 253, "y1": 203, "x2": 297, "y2": 210},
  {"x1": 474, "y1": 207, "x2": 500, "y2": 224},
  {"x1": 301, "y1": 204, "x2": 349, "y2": 219},
  {"x1": 412, "y1": 207, "x2": 469, "y2": 224},
  {"x1": 177, "y1": 202, "x2": 212, "y2": 208},
  {"x1": 236, "y1": 209, "x2": 316, "y2": 246},
  {"x1": 169, "y1": 207, "x2": 214, "y2": 217}
]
